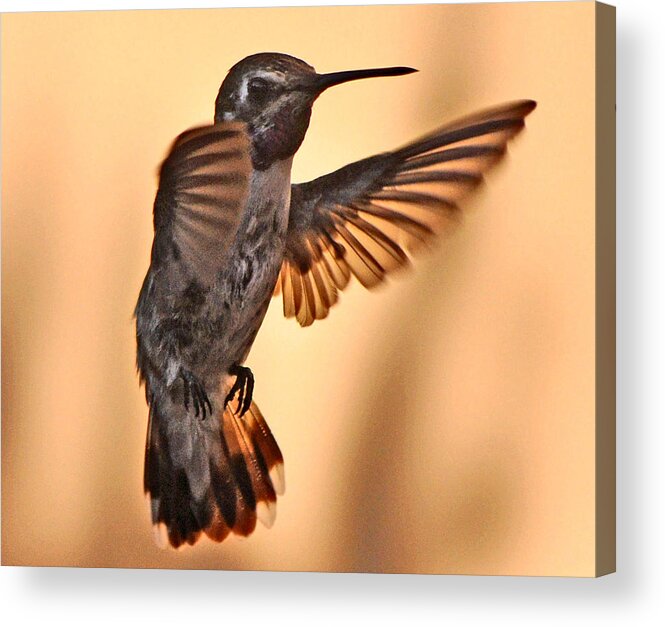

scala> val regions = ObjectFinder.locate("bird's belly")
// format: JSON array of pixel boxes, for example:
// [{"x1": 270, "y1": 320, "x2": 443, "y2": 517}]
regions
[
  {"x1": 203, "y1": 158, "x2": 293, "y2": 374},
  {"x1": 193, "y1": 244, "x2": 283, "y2": 385}
]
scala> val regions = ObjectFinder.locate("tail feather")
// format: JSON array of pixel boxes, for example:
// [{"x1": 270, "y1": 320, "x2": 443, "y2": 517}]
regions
[
  {"x1": 144, "y1": 397, "x2": 284, "y2": 549},
  {"x1": 246, "y1": 403, "x2": 286, "y2": 495}
]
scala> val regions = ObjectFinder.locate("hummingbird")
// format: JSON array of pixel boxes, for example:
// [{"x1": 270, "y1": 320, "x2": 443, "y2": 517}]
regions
[{"x1": 135, "y1": 52, "x2": 536, "y2": 549}]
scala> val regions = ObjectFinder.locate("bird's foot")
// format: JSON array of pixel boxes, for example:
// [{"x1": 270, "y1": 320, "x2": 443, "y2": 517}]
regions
[
  {"x1": 180, "y1": 369, "x2": 212, "y2": 419},
  {"x1": 224, "y1": 364, "x2": 254, "y2": 417}
]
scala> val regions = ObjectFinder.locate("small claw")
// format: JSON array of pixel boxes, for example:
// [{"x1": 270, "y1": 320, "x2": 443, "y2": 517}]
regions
[
  {"x1": 241, "y1": 372, "x2": 254, "y2": 417},
  {"x1": 180, "y1": 369, "x2": 213, "y2": 420},
  {"x1": 198, "y1": 386, "x2": 211, "y2": 420},
  {"x1": 223, "y1": 386, "x2": 236, "y2": 410},
  {"x1": 236, "y1": 386, "x2": 245, "y2": 417},
  {"x1": 224, "y1": 365, "x2": 254, "y2": 417},
  {"x1": 183, "y1": 381, "x2": 190, "y2": 410}
]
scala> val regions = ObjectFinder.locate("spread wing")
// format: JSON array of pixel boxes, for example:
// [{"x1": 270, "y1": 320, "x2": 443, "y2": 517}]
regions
[
  {"x1": 277, "y1": 100, "x2": 537, "y2": 326},
  {"x1": 153, "y1": 122, "x2": 252, "y2": 285}
]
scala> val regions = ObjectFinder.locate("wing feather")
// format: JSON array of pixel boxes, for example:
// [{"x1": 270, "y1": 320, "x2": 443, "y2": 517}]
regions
[
  {"x1": 154, "y1": 122, "x2": 251, "y2": 285},
  {"x1": 278, "y1": 100, "x2": 536, "y2": 326}
]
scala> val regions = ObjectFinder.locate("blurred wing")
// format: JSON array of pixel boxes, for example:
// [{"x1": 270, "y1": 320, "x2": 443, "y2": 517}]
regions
[
  {"x1": 154, "y1": 122, "x2": 251, "y2": 285},
  {"x1": 278, "y1": 100, "x2": 536, "y2": 326}
]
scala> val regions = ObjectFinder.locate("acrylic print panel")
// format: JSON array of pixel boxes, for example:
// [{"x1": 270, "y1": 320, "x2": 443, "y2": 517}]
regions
[{"x1": 1, "y1": 1, "x2": 615, "y2": 576}]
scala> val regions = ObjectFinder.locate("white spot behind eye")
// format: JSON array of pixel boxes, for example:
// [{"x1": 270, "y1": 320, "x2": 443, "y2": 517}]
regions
[{"x1": 238, "y1": 78, "x2": 249, "y2": 104}]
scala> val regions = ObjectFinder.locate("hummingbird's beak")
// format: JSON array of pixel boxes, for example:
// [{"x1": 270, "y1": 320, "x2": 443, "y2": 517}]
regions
[{"x1": 312, "y1": 66, "x2": 418, "y2": 93}]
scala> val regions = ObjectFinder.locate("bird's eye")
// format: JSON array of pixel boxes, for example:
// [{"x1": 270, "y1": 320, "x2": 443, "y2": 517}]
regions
[{"x1": 247, "y1": 77, "x2": 272, "y2": 103}]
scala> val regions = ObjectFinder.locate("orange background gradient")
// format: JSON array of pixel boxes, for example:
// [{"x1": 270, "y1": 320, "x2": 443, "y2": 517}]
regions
[{"x1": 3, "y1": 2, "x2": 601, "y2": 575}]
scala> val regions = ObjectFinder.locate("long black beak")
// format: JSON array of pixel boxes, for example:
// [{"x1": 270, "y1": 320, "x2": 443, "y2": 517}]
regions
[{"x1": 313, "y1": 66, "x2": 417, "y2": 93}]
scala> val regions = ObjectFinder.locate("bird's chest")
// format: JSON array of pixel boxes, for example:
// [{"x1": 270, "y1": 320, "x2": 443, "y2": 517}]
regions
[{"x1": 225, "y1": 158, "x2": 293, "y2": 310}]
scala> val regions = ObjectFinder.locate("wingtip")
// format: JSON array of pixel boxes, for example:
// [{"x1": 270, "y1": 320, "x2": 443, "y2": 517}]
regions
[
  {"x1": 504, "y1": 99, "x2": 537, "y2": 120},
  {"x1": 523, "y1": 99, "x2": 538, "y2": 114}
]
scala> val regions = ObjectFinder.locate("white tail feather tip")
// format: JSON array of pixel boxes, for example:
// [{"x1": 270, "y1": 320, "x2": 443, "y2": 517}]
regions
[
  {"x1": 270, "y1": 463, "x2": 286, "y2": 496},
  {"x1": 152, "y1": 522, "x2": 169, "y2": 549},
  {"x1": 257, "y1": 500, "x2": 277, "y2": 528}
]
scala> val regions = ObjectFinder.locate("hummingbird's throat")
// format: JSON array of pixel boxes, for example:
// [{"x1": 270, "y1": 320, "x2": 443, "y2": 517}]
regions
[{"x1": 250, "y1": 107, "x2": 312, "y2": 171}]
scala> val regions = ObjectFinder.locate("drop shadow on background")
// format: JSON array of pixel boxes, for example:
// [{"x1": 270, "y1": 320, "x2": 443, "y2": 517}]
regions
[{"x1": 15, "y1": 23, "x2": 638, "y2": 603}]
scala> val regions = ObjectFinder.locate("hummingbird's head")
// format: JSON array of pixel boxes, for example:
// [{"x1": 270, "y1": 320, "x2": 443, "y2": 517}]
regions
[{"x1": 214, "y1": 52, "x2": 417, "y2": 170}]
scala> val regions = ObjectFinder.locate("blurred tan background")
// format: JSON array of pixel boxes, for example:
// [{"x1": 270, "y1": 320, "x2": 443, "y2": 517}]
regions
[{"x1": 2, "y1": 2, "x2": 597, "y2": 575}]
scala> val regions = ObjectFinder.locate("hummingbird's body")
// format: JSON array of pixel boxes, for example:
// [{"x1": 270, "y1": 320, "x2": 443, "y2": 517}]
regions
[
  {"x1": 135, "y1": 52, "x2": 536, "y2": 548},
  {"x1": 209, "y1": 156, "x2": 294, "y2": 370},
  {"x1": 137, "y1": 160, "x2": 291, "y2": 392}
]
